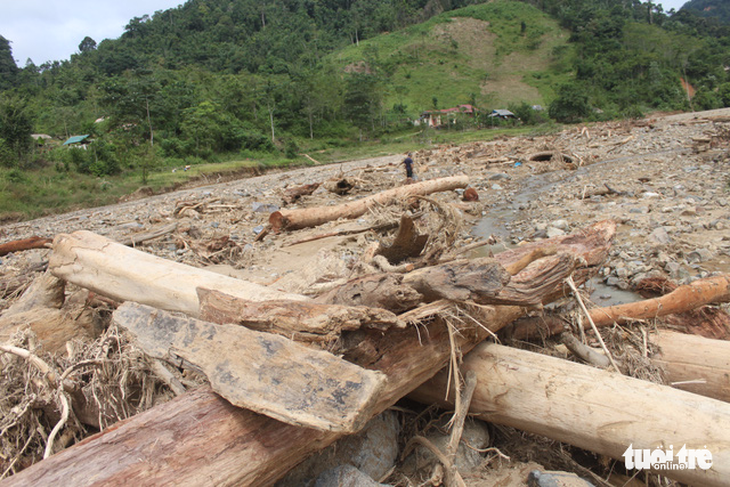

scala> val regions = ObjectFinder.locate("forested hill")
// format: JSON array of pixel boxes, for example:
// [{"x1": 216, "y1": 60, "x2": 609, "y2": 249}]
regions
[
  {"x1": 682, "y1": 0, "x2": 730, "y2": 23},
  {"x1": 1, "y1": 0, "x2": 729, "y2": 183}
]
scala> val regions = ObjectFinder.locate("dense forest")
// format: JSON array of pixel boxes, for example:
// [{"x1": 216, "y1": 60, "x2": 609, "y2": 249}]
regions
[{"x1": 1, "y1": 0, "x2": 729, "y2": 182}]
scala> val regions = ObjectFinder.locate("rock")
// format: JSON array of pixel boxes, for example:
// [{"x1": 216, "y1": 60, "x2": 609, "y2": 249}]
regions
[
  {"x1": 314, "y1": 465, "x2": 387, "y2": 487},
  {"x1": 276, "y1": 411, "x2": 400, "y2": 487},
  {"x1": 648, "y1": 227, "x2": 672, "y2": 245},
  {"x1": 527, "y1": 469, "x2": 595, "y2": 487},
  {"x1": 252, "y1": 202, "x2": 280, "y2": 213},
  {"x1": 489, "y1": 173, "x2": 511, "y2": 180},
  {"x1": 550, "y1": 219, "x2": 569, "y2": 230},
  {"x1": 687, "y1": 248, "x2": 713, "y2": 264},
  {"x1": 491, "y1": 183, "x2": 503, "y2": 191},
  {"x1": 546, "y1": 227, "x2": 565, "y2": 238}
]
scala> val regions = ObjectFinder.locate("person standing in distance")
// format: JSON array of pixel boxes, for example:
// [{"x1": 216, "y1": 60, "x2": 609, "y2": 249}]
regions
[{"x1": 403, "y1": 152, "x2": 414, "y2": 180}]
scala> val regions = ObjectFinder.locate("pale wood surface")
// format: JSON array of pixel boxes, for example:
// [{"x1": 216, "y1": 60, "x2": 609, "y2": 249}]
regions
[
  {"x1": 269, "y1": 175, "x2": 469, "y2": 231},
  {"x1": 410, "y1": 342, "x2": 730, "y2": 487},
  {"x1": 49, "y1": 230, "x2": 307, "y2": 317}
]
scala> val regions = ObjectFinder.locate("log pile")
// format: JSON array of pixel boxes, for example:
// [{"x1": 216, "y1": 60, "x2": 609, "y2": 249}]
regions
[{"x1": 1, "y1": 174, "x2": 730, "y2": 487}]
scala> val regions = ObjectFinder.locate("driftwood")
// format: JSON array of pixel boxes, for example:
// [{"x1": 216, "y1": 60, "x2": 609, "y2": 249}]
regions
[
  {"x1": 314, "y1": 273, "x2": 423, "y2": 313},
  {"x1": 0, "y1": 236, "x2": 52, "y2": 256},
  {"x1": 653, "y1": 330, "x2": 730, "y2": 403},
  {"x1": 118, "y1": 222, "x2": 178, "y2": 247},
  {"x1": 376, "y1": 215, "x2": 428, "y2": 264},
  {"x1": 509, "y1": 273, "x2": 730, "y2": 340},
  {"x1": 323, "y1": 178, "x2": 354, "y2": 195},
  {"x1": 48, "y1": 231, "x2": 306, "y2": 317},
  {"x1": 6, "y1": 222, "x2": 613, "y2": 485},
  {"x1": 114, "y1": 302, "x2": 386, "y2": 433},
  {"x1": 282, "y1": 183, "x2": 320, "y2": 205},
  {"x1": 198, "y1": 288, "x2": 402, "y2": 342},
  {"x1": 410, "y1": 342, "x2": 730, "y2": 487},
  {"x1": 269, "y1": 175, "x2": 468, "y2": 232}
]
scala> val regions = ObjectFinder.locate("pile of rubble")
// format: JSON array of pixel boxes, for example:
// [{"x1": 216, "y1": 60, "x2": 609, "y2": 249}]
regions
[{"x1": 1, "y1": 109, "x2": 729, "y2": 486}]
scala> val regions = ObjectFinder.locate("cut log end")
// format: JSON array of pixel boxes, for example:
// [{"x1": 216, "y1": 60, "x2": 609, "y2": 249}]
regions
[{"x1": 269, "y1": 211, "x2": 288, "y2": 232}]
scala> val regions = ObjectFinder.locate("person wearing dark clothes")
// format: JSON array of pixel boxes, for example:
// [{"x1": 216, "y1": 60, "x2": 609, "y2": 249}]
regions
[{"x1": 403, "y1": 152, "x2": 414, "y2": 179}]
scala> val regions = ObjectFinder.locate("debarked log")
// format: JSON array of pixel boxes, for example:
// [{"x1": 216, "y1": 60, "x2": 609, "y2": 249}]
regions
[
  {"x1": 48, "y1": 231, "x2": 307, "y2": 318},
  {"x1": 652, "y1": 330, "x2": 730, "y2": 403},
  {"x1": 410, "y1": 342, "x2": 730, "y2": 487},
  {"x1": 269, "y1": 175, "x2": 468, "y2": 232},
  {"x1": 5, "y1": 222, "x2": 614, "y2": 486},
  {"x1": 114, "y1": 302, "x2": 386, "y2": 433}
]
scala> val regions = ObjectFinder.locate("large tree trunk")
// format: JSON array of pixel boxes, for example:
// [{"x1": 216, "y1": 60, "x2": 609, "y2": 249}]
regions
[
  {"x1": 410, "y1": 342, "x2": 730, "y2": 487},
  {"x1": 48, "y1": 231, "x2": 306, "y2": 317},
  {"x1": 653, "y1": 330, "x2": 730, "y2": 403},
  {"x1": 7, "y1": 222, "x2": 613, "y2": 486},
  {"x1": 269, "y1": 175, "x2": 469, "y2": 232}
]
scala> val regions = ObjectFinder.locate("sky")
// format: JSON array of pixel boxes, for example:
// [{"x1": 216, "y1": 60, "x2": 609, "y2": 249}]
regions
[{"x1": 1, "y1": 0, "x2": 689, "y2": 67}]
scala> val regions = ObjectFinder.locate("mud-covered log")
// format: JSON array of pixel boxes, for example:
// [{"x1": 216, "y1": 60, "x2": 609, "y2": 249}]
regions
[
  {"x1": 314, "y1": 273, "x2": 423, "y2": 313},
  {"x1": 7, "y1": 222, "x2": 614, "y2": 486},
  {"x1": 410, "y1": 342, "x2": 730, "y2": 487},
  {"x1": 48, "y1": 231, "x2": 306, "y2": 317},
  {"x1": 198, "y1": 288, "x2": 402, "y2": 342},
  {"x1": 269, "y1": 175, "x2": 468, "y2": 232},
  {"x1": 115, "y1": 302, "x2": 386, "y2": 433}
]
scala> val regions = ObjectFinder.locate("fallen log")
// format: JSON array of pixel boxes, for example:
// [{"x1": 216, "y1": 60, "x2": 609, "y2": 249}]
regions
[
  {"x1": 115, "y1": 302, "x2": 387, "y2": 433},
  {"x1": 118, "y1": 222, "x2": 178, "y2": 247},
  {"x1": 0, "y1": 236, "x2": 52, "y2": 257},
  {"x1": 198, "y1": 288, "x2": 403, "y2": 342},
  {"x1": 509, "y1": 273, "x2": 730, "y2": 340},
  {"x1": 653, "y1": 330, "x2": 730, "y2": 403},
  {"x1": 48, "y1": 231, "x2": 306, "y2": 318},
  {"x1": 269, "y1": 175, "x2": 468, "y2": 232},
  {"x1": 282, "y1": 183, "x2": 320, "y2": 205},
  {"x1": 410, "y1": 342, "x2": 730, "y2": 487},
  {"x1": 6, "y1": 222, "x2": 613, "y2": 486}
]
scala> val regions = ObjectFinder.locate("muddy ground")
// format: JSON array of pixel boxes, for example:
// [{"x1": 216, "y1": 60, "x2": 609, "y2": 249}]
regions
[{"x1": 1, "y1": 108, "x2": 729, "y2": 485}]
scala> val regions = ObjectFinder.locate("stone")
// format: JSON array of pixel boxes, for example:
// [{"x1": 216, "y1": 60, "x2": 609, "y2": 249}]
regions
[
  {"x1": 648, "y1": 227, "x2": 672, "y2": 245},
  {"x1": 314, "y1": 465, "x2": 387, "y2": 487},
  {"x1": 687, "y1": 248, "x2": 713, "y2": 264}
]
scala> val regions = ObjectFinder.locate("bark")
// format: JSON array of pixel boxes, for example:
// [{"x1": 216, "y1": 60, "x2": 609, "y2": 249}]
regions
[
  {"x1": 48, "y1": 231, "x2": 306, "y2": 318},
  {"x1": 509, "y1": 273, "x2": 730, "y2": 340},
  {"x1": 410, "y1": 342, "x2": 730, "y2": 487},
  {"x1": 314, "y1": 273, "x2": 423, "y2": 313},
  {"x1": 198, "y1": 288, "x2": 402, "y2": 342},
  {"x1": 114, "y1": 302, "x2": 387, "y2": 433},
  {"x1": 0, "y1": 236, "x2": 52, "y2": 256},
  {"x1": 7, "y1": 222, "x2": 613, "y2": 486},
  {"x1": 269, "y1": 175, "x2": 469, "y2": 232}
]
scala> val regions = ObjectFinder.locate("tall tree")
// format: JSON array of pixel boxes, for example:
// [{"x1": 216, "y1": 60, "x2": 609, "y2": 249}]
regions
[{"x1": 0, "y1": 36, "x2": 19, "y2": 90}]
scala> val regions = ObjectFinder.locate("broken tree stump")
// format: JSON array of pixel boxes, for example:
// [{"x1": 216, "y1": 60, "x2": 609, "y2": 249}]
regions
[
  {"x1": 115, "y1": 302, "x2": 386, "y2": 433},
  {"x1": 6, "y1": 222, "x2": 614, "y2": 486},
  {"x1": 48, "y1": 231, "x2": 306, "y2": 317},
  {"x1": 376, "y1": 215, "x2": 428, "y2": 264},
  {"x1": 269, "y1": 175, "x2": 468, "y2": 232}
]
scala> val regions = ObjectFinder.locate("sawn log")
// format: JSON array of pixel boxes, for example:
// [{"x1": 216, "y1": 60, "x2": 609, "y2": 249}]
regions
[
  {"x1": 410, "y1": 341, "x2": 730, "y2": 487},
  {"x1": 6, "y1": 222, "x2": 615, "y2": 486},
  {"x1": 269, "y1": 175, "x2": 468, "y2": 232}
]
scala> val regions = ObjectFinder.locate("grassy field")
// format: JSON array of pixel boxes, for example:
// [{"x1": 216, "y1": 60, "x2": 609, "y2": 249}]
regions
[{"x1": 0, "y1": 123, "x2": 558, "y2": 223}]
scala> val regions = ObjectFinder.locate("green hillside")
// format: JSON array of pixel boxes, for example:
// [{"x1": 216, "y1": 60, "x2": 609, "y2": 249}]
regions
[{"x1": 332, "y1": 1, "x2": 573, "y2": 117}]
